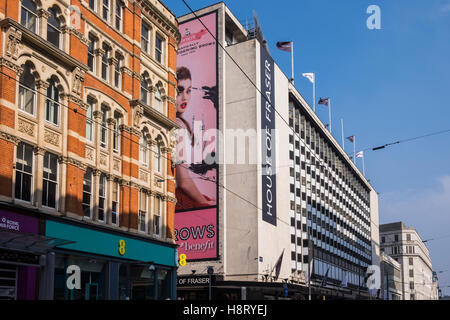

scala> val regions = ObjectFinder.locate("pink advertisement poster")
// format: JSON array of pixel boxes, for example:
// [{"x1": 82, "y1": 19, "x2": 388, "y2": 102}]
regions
[
  {"x1": 175, "y1": 11, "x2": 218, "y2": 261},
  {"x1": 174, "y1": 208, "x2": 217, "y2": 260}
]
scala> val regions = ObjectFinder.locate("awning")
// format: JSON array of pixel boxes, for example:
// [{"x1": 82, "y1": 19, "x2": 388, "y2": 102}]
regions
[{"x1": 0, "y1": 228, "x2": 75, "y2": 266}]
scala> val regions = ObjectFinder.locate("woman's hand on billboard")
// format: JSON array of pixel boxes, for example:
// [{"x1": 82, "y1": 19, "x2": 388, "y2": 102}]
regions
[{"x1": 202, "y1": 86, "x2": 218, "y2": 109}]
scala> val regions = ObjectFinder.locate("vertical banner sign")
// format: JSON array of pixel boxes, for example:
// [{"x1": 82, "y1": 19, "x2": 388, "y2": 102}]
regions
[
  {"x1": 175, "y1": 12, "x2": 219, "y2": 261},
  {"x1": 260, "y1": 46, "x2": 277, "y2": 226}
]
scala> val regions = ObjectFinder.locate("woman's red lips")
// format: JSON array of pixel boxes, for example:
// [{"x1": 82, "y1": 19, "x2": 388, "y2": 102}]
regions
[{"x1": 180, "y1": 103, "x2": 187, "y2": 109}]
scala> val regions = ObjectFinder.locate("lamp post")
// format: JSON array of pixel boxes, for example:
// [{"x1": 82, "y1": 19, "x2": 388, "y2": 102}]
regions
[{"x1": 207, "y1": 266, "x2": 214, "y2": 301}]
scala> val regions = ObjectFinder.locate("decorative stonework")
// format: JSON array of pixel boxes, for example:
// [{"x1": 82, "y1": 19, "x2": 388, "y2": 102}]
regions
[
  {"x1": 33, "y1": 146, "x2": 46, "y2": 156},
  {"x1": 0, "y1": 58, "x2": 23, "y2": 75},
  {"x1": 113, "y1": 159, "x2": 121, "y2": 171},
  {"x1": 166, "y1": 196, "x2": 177, "y2": 204},
  {"x1": 154, "y1": 177, "x2": 163, "y2": 188},
  {"x1": 0, "y1": 131, "x2": 21, "y2": 145},
  {"x1": 120, "y1": 66, "x2": 133, "y2": 76},
  {"x1": 5, "y1": 26, "x2": 22, "y2": 60},
  {"x1": 59, "y1": 156, "x2": 87, "y2": 171},
  {"x1": 72, "y1": 67, "x2": 85, "y2": 96},
  {"x1": 133, "y1": 108, "x2": 144, "y2": 128},
  {"x1": 18, "y1": 119, "x2": 35, "y2": 137},
  {"x1": 85, "y1": 147, "x2": 94, "y2": 161},
  {"x1": 99, "y1": 153, "x2": 108, "y2": 166},
  {"x1": 93, "y1": 110, "x2": 103, "y2": 120},
  {"x1": 140, "y1": 170, "x2": 149, "y2": 182},
  {"x1": 44, "y1": 129, "x2": 60, "y2": 147}
]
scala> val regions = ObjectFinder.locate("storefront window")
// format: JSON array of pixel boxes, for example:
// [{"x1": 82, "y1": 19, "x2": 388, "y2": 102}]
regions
[
  {"x1": 130, "y1": 265, "x2": 155, "y2": 300},
  {"x1": 157, "y1": 269, "x2": 172, "y2": 300},
  {"x1": 54, "y1": 255, "x2": 106, "y2": 300}
]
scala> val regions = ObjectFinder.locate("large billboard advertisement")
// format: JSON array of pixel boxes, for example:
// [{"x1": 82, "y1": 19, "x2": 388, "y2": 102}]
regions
[
  {"x1": 175, "y1": 11, "x2": 218, "y2": 261},
  {"x1": 260, "y1": 45, "x2": 277, "y2": 226}
]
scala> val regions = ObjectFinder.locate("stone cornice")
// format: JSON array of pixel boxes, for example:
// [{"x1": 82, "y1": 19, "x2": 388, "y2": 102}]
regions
[
  {"x1": 130, "y1": 100, "x2": 180, "y2": 130},
  {"x1": 59, "y1": 156, "x2": 88, "y2": 171},
  {"x1": 0, "y1": 57, "x2": 23, "y2": 74},
  {"x1": 0, "y1": 131, "x2": 21, "y2": 145}
]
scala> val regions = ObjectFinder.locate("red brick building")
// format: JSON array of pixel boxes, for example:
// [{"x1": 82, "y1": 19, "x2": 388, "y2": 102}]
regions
[{"x1": 0, "y1": 0, "x2": 180, "y2": 300}]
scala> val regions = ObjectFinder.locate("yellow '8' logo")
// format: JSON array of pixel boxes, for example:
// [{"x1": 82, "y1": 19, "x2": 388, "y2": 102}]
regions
[
  {"x1": 119, "y1": 240, "x2": 126, "y2": 256},
  {"x1": 179, "y1": 254, "x2": 187, "y2": 267}
]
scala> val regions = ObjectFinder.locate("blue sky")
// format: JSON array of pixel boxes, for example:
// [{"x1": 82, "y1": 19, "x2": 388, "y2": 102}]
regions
[{"x1": 168, "y1": 0, "x2": 450, "y2": 296}]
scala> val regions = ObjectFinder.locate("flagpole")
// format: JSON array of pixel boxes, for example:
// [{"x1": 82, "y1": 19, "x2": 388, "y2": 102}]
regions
[
  {"x1": 363, "y1": 155, "x2": 366, "y2": 176},
  {"x1": 313, "y1": 74, "x2": 316, "y2": 113},
  {"x1": 353, "y1": 136, "x2": 356, "y2": 164},
  {"x1": 341, "y1": 118, "x2": 344, "y2": 149},
  {"x1": 328, "y1": 98, "x2": 332, "y2": 134},
  {"x1": 291, "y1": 41, "x2": 294, "y2": 84}
]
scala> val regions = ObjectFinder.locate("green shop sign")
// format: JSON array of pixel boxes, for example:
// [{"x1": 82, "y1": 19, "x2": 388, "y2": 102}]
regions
[{"x1": 46, "y1": 220, "x2": 176, "y2": 267}]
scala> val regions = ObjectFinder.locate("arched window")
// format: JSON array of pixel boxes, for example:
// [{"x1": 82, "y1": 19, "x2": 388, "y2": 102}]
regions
[
  {"x1": 140, "y1": 76, "x2": 150, "y2": 105},
  {"x1": 86, "y1": 97, "x2": 95, "y2": 142},
  {"x1": 154, "y1": 138, "x2": 164, "y2": 174},
  {"x1": 101, "y1": 43, "x2": 111, "y2": 81},
  {"x1": 88, "y1": 34, "x2": 97, "y2": 72},
  {"x1": 140, "y1": 132, "x2": 149, "y2": 167},
  {"x1": 45, "y1": 79, "x2": 60, "y2": 125},
  {"x1": 114, "y1": 52, "x2": 123, "y2": 88},
  {"x1": 154, "y1": 86, "x2": 163, "y2": 113},
  {"x1": 113, "y1": 112, "x2": 121, "y2": 153},
  {"x1": 100, "y1": 105, "x2": 108, "y2": 148},
  {"x1": 19, "y1": 63, "x2": 36, "y2": 115},
  {"x1": 47, "y1": 7, "x2": 62, "y2": 48},
  {"x1": 82, "y1": 168, "x2": 93, "y2": 218},
  {"x1": 21, "y1": 0, "x2": 38, "y2": 32}
]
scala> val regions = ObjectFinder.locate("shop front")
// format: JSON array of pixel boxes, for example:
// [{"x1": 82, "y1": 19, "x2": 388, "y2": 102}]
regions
[
  {"x1": 0, "y1": 209, "x2": 41, "y2": 300},
  {"x1": 44, "y1": 218, "x2": 178, "y2": 300}
]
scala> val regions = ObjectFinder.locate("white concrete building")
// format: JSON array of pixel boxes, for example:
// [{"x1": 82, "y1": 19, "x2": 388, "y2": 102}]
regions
[
  {"x1": 380, "y1": 222, "x2": 437, "y2": 300},
  {"x1": 175, "y1": 2, "x2": 380, "y2": 300},
  {"x1": 380, "y1": 252, "x2": 403, "y2": 300}
]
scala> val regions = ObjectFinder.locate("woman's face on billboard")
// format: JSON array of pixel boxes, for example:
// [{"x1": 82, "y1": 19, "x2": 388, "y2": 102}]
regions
[{"x1": 177, "y1": 79, "x2": 192, "y2": 115}]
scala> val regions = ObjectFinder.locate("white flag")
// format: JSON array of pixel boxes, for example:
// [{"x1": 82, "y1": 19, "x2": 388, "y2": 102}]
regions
[
  {"x1": 302, "y1": 73, "x2": 315, "y2": 84},
  {"x1": 356, "y1": 151, "x2": 364, "y2": 158}
]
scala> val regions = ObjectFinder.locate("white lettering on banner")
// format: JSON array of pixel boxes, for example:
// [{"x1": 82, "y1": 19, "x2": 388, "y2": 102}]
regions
[
  {"x1": 0, "y1": 218, "x2": 20, "y2": 231},
  {"x1": 180, "y1": 240, "x2": 215, "y2": 253},
  {"x1": 178, "y1": 277, "x2": 211, "y2": 286}
]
